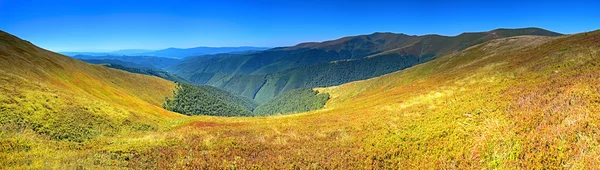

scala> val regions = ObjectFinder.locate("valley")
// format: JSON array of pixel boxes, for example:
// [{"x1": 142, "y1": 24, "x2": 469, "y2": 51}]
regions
[
  {"x1": 2, "y1": 27, "x2": 600, "y2": 168},
  {"x1": 6, "y1": 0, "x2": 600, "y2": 168}
]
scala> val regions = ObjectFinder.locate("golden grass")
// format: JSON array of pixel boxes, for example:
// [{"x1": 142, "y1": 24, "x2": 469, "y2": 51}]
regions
[
  {"x1": 3, "y1": 30, "x2": 600, "y2": 169},
  {"x1": 0, "y1": 30, "x2": 180, "y2": 168}
]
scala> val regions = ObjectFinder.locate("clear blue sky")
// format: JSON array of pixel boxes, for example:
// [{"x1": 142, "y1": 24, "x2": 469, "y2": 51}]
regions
[{"x1": 0, "y1": 0, "x2": 598, "y2": 52}]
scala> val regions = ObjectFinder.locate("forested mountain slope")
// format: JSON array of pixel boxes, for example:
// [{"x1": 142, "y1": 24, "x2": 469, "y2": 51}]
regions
[
  {"x1": 169, "y1": 28, "x2": 562, "y2": 102},
  {"x1": 163, "y1": 83, "x2": 259, "y2": 117}
]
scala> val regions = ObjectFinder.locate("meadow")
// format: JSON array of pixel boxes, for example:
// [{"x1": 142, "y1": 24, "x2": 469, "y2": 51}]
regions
[{"x1": 2, "y1": 30, "x2": 600, "y2": 169}]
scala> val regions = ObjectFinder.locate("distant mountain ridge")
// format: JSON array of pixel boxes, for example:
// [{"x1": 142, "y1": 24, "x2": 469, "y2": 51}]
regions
[
  {"x1": 168, "y1": 27, "x2": 563, "y2": 102},
  {"x1": 61, "y1": 46, "x2": 270, "y2": 59},
  {"x1": 72, "y1": 54, "x2": 180, "y2": 70},
  {"x1": 82, "y1": 60, "x2": 191, "y2": 83},
  {"x1": 139, "y1": 46, "x2": 271, "y2": 59}
]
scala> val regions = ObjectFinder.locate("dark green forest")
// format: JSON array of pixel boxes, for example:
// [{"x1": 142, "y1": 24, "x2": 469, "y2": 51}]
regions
[
  {"x1": 162, "y1": 84, "x2": 329, "y2": 116},
  {"x1": 253, "y1": 88, "x2": 330, "y2": 116},
  {"x1": 163, "y1": 83, "x2": 259, "y2": 116}
]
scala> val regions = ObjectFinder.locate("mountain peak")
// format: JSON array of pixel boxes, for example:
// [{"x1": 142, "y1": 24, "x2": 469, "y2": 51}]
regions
[{"x1": 284, "y1": 27, "x2": 562, "y2": 54}]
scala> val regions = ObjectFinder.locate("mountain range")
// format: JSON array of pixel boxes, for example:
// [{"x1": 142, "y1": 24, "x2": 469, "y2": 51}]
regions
[
  {"x1": 167, "y1": 27, "x2": 562, "y2": 102},
  {"x1": 72, "y1": 54, "x2": 181, "y2": 70},
  {"x1": 61, "y1": 46, "x2": 270, "y2": 59}
]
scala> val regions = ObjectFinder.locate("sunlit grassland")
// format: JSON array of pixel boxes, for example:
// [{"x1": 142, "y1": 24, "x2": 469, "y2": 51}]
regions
[
  {"x1": 0, "y1": 31, "x2": 182, "y2": 168},
  {"x1": 135, "y1": 32, "x2": 598, "y2": 169},
  {"x1": 3, "y1": 30, "x2": 600, "y2": 169},
  {"x1": 85, "y1": 32, "x2": 600, "y2": 169}
]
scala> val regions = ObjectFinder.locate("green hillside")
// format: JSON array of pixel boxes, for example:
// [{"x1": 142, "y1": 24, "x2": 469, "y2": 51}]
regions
[
  {"x1": 253, "y1": 53, "x2": 427, "y2": 102},
  {"x1": 169, "y1": 28, "x2": 562, "y2": 102}
]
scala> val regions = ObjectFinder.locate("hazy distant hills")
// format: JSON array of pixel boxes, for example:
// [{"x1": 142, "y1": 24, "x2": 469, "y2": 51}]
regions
[
  {"x1": 111, "y1": 49, "x2": 155, "y2": 55},
  {"x1": 72, "y1": 54, "x2": 180, "y2": 70},
  {"x1": 139, "y1": 46, "x2": 270, "y2": 59},
  {"x1": 61, "y1": 46, "x2": 270, "y2": 59},
  {"x1": 168, "y1": 27, "x2": 562, "y2": 102}
]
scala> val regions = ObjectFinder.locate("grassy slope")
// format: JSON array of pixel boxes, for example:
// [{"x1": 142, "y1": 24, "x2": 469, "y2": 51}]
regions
[
  {"x1": 114, "y1": 31, "x2": 598, "y2": 169},
  {"x1": 0, "y1": 30, "x2": 183, "y2": 167},
  {"x1": 319, "y1": 32, "x2": 600, "y2": 168},
  {"x1": 4, "y1": 30, "x2": 600, "y2": 169}
]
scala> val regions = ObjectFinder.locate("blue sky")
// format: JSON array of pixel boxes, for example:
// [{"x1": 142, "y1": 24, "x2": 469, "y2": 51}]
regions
[{"x1": 0, "y1": 0, "x2": 598, "y2": 52}]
